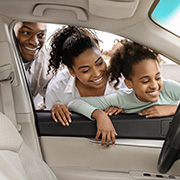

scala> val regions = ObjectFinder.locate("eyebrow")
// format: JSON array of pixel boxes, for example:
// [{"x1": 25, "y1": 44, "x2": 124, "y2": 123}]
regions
[
  {"x1": 21, "y1": 25, "x2": 47, "y2": 32},
  {"x1": 78, "y1": 56, "x2": 102, "y2": 70},
  {"x1": 139, "y1": 72, "x2": 161, "y2": 80}
]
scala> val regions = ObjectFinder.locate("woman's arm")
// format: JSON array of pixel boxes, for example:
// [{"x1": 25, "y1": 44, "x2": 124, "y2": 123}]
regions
[{"x1": 51, "y1": 102, "x2": 72, "y2": 126}]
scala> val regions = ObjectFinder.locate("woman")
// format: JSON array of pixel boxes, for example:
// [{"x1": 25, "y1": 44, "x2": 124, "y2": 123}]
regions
[{"x1": 46, "y1": 26, "x2": 125, "y2": 126}]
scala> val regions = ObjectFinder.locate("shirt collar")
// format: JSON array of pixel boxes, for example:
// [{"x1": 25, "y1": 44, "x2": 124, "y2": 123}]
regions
[{"x1": 64, "y1": 76, "x2": 80, "y2": 97}]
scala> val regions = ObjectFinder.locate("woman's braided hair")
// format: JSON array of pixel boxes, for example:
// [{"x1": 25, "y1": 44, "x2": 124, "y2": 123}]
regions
[{"x1": 48, "y1": 26, "x2": 99, "y2": 74}]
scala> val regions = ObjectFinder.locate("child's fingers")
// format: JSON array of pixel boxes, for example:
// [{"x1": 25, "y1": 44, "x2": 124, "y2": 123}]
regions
[
  {"x1": 115, "y1": 108, "x2": 124, "y2": 115},
  {"x1": 106, "y1": 132, "x2": 111, "y2": 147},
  {"x1": 95, "y1": 130, "x2": 101, "y2": 142},
  {"x1": 104, "y1": 106, "x2": 123, "y2": 116},
  {"x1": 101, "y1": 132, "x2": 106, "y2": 147},
  {"x1": 111, "y1": 132, "x2": 116, "y2": 145}
]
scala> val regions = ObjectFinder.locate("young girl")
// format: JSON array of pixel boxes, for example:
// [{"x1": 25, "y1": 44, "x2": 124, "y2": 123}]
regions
[
  {"x1": 68, "y1": 39, "x2": 180, "y2": 147},
  {"x1": 45, "y1": 26, "x2": 125, "y2": 126}
]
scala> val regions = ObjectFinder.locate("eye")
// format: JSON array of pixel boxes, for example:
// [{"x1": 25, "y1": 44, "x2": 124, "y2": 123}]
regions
[
  {"x1": 82, "y1": 69, "x2": 89, "y2": 73},
  {"x1": 97, "y1": 59, "x2": 104, "y2": 66},
  {"x1": 22, "y1": 31, "x2": 31, "y2": 36},
  {"x1": 98, "y1": 60, "x2": 103, "y2": 65},
  {"x1": 142, "y1": 81, "x2": 149, "y2": 84},
  {"x1": 156, "y1": 76, "x2": 161, "y2": 81},
  {"x1": 142, "y1": 80, "x2": 149, "y2": 84},
  {"x1": 38, "y1": 33, "x2": 46, "y2": 39}
]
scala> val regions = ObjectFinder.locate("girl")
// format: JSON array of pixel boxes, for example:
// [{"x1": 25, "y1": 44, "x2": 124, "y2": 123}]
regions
[
  {"x1": 68, "y1": 39, "x2": 179, "y2": 147},
  {"x1": 45, "y1": 26, "x2": 125, "y2": 126}
]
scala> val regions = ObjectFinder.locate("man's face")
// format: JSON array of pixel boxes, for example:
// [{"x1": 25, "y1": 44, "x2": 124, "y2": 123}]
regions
[{"x1": 14, "y1": 22, "x2": 47, "y2": 62}]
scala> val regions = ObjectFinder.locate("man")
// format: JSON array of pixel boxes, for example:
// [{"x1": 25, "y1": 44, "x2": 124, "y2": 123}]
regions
[{"x1": 14, "y1": 22, "x2": 53, "y2": 108}]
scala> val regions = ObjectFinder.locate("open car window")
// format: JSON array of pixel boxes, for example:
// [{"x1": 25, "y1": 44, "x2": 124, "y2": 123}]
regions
[{"x1": 14, "y1": 22, "x2": 180, "y2": 140}]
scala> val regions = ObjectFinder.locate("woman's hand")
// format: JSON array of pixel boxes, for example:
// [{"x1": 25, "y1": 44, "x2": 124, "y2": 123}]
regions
[
  {"x1": 51, "y1": 102, "x2": 72, "y2": 126},
  {"x1": 104, "y1": 106, "x2": 124, "y2": 116},
  {"x1": 139, "y1": 105, "x2": 178, "y2": 118},
  {"x1": 92, "y1": 109, "x2": 117, "y2": 147}
]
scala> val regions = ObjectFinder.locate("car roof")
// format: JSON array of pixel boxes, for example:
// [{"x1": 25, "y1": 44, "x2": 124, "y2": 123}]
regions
[{"x1": 0, "y1": 0, "x2": 179, "y2": 64}]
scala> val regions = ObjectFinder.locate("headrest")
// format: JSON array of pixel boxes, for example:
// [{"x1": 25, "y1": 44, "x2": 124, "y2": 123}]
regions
[{"x1": 0, "y1": 112, "x2": 23, "y2": 152}]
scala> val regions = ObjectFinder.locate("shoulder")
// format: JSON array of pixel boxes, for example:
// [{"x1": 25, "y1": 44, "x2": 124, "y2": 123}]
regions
[
  {"x1": 161, "y1": 79, "x2": 180, "y2": 99},
  {"x1": 162, "y1": 79, "x2": 180, "y2": 89},
  {"x1": 117, "y1": 88, "x2": 133, "y2": 97},
  {"x1": 38, "y1": 47, "x2": 50, "y2": 60},
  {"x1": 55, "y1": 68, "x2": 71, "y2": 80},
  {"x1": 48, "y1": 68, "x2": 71, "y2": 88},
  {"x1": 106, "y1": 77, "x2": 127, "y2": 95}
]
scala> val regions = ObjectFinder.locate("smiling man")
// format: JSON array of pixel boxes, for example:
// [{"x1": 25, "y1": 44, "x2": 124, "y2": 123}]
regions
[
  {"x1": 14, "y1": 22, "x2": 47, "y2": 62},
  {"x1": 14, "y1": 22, "x2": 53, "y2": 108}
]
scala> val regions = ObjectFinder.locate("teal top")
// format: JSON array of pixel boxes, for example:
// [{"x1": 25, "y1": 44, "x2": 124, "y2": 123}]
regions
[{"x1": 68, "y1": 79, "x2": 180, "y2": 120}]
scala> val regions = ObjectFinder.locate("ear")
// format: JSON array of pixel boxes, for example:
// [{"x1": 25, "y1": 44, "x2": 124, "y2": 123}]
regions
[
  {"x1": 124, "y1": 79, "x2": 133, "y2": 89},
  {"x1": 68, "y1": 67, "x2": 76, "y2": 77}
]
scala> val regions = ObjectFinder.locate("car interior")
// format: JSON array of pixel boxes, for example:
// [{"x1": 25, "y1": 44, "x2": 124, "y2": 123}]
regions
[{"x1": 0, "y1": 0, "x2": 180, "y2": 179}]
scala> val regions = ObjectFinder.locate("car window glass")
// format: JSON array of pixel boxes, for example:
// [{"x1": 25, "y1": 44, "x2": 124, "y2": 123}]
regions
[{"x1": 151, "y1": 0, "x2": 180, "y2": 37}]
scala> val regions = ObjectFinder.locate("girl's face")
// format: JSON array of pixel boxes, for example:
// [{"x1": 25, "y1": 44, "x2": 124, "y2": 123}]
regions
[
  {"x1": 69, "y1": 47, "x2": 107, "y2": 89},
  {"x1": 125, "y1": 59, "x2": 162, "y2": 102}
]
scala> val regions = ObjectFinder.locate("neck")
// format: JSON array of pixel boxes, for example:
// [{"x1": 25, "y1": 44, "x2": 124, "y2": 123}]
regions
[{"x1": 75, "y1": 78, "x2": 107, "y2": 97}]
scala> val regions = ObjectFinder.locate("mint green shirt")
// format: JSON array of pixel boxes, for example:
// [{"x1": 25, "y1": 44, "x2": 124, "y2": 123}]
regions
[{"x1": 68, "y1": 79, "x2": 180, "y2": 120}]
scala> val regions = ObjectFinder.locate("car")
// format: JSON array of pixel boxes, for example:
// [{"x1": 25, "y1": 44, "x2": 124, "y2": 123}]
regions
[{"x1": 0, "y1": 0, "x2": 180, "y2": 179}]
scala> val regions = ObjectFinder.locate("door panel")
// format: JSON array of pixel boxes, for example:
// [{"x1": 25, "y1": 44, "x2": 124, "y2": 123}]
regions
[
  {"x1": 36, "y1": 111, "x2": 180, "y2": 179},
  {"x1": 36, "y1": 110, "x2": 173, "y2": 139}
]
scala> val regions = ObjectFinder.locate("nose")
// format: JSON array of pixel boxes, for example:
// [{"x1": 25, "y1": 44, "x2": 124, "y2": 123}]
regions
[
  {"x1": 29, "y1": 35, "x2": 39, "y2": 46},
  {"x1": 92, "y1": 67, "x2": 101, "y2": 77},
  {"x1": 150, "y1": 79, "x2": 158, "y2": 89}
]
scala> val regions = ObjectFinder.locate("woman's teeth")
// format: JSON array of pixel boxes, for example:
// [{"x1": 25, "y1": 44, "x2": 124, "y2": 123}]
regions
[{"x1": 92, "y1": 76, "x2": 103, "y2": 83}]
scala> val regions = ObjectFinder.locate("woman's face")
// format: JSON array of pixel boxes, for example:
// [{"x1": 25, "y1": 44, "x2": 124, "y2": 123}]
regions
[
  {"x1": 69, "y1": 47, "x2": 107, "y2": 89},
  {"x1": 125, "y1": 59, "x2": 163, "y2": 102}
]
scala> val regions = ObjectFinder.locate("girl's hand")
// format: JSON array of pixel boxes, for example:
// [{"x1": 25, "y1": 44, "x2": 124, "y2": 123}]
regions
[
  {"x1": 92, "y1": 109, "x2": 117, "y2": 147},
  {"x1": 104, "y1": 106, "x2": 124, "y2": 116},
  {"x1": 139, "y1": 105, "x2": 178, "y2": 118},
  {"x1": 51, "y1": 102, "x2": 72, "y2": 126}
]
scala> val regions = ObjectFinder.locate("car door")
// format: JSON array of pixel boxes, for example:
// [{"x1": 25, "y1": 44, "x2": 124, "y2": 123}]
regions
[{"x1": 35, "y1": 108, "x2": 180, "y2": 180}]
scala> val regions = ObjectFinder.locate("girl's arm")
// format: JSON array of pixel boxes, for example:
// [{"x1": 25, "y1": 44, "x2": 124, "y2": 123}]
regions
[
  {"x1": 92, "y1": 109, "x2": 117, "y2": 147},
  {"x1": 68, "y1": 98, "x2": 97, "y2": 119},
  {"x1": 68, "y1": 98, "x2": 118, "y2": 147},
  {"x1": 139, "y1": 105, "x2": 177, "y2": 118},
  {"x1": 68, "y1": 93, "x2": 120, "y2": 119}
]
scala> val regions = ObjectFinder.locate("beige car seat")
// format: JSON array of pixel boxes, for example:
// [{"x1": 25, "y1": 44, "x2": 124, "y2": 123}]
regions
[{"x1": 0, "y1": 112, "x2": 58, "y2": 180}]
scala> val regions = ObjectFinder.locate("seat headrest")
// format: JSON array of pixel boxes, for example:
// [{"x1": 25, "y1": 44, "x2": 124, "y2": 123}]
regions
[{"x1": 0, "y1": 112, "x2": 23, "y2": 152}]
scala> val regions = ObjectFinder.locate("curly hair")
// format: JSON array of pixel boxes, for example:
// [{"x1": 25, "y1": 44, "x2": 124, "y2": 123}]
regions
[
  {"x1": 48, "y1": 26, "x2": 99, "y2": 74},
  {"x1": 108, "y1": 39, "x2": 159, "y2": 88}
]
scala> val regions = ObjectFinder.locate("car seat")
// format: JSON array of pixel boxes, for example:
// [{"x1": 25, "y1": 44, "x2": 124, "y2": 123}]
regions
[{"x1": 0, "y1": 112, "x2": 58, "y2": 180}]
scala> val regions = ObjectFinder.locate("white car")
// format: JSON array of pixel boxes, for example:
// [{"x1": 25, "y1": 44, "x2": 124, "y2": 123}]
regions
[{"x1": 0, "y1": 0, "x2": 180, "y2": 179}]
